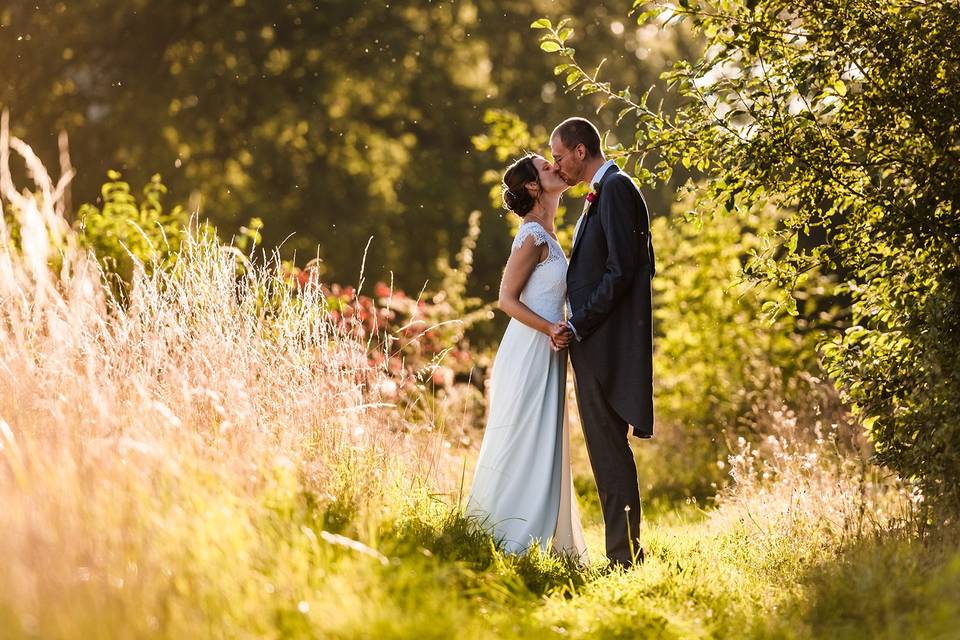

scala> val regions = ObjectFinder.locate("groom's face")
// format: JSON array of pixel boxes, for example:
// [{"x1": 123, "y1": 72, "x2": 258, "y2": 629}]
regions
[{"x1": 549, "y1": 135, "x2": 586, "y2": 186}]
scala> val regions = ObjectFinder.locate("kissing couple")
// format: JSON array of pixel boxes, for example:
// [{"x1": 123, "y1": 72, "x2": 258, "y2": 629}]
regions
[{"x1": 466, "y1": 117, "x2": 656, "y2": 570}]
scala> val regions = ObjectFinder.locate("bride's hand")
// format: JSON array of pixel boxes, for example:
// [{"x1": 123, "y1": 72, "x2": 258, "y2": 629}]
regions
[{"x1": 549, "y1": 322, "x2": 573, "y2": 350}]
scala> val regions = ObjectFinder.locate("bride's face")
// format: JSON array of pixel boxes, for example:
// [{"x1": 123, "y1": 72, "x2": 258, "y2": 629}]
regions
[{"x1": 532, "y1": 155, "x2": 568, "y2": 195}]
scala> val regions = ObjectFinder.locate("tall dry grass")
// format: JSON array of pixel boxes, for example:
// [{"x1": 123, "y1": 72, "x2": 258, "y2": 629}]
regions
[
  {"x1": 712, "y1": 398, "x2": 914, "y2": 538},
  {"x1": 0, "y1": 115, "x2": 458, "y2": 637},
  {"x1": 694, "y1": 392, "x2": 919, "y2": 612}
]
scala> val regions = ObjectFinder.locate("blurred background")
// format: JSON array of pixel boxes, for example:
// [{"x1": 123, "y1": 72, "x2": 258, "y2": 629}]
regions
[
  {"x1": 1, "y1": 1, "x2": 692, "y2": 305},
  {"x1": 0, "y1": 1, "x2": 839, "y2": 506}
]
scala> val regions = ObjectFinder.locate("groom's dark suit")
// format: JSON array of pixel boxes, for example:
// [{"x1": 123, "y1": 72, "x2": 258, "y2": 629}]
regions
[{"x1": 567, "y1": 163, "x2": 655, "y2": 566}]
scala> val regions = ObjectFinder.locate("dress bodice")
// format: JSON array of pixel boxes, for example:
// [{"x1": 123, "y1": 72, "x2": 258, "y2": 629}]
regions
[{"x1": 511, "y1": 221, "x2": 567, "y2": 324}]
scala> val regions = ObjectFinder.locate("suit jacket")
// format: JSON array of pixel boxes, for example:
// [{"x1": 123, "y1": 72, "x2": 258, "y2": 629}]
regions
[{"x1": 567, "y1": 164, "x2": 656, "y2": 438}]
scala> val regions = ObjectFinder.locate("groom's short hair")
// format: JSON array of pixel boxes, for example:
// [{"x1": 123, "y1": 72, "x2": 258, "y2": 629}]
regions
[{"x1": 552, "y1": 117, "x2": 602, "y2": 158}]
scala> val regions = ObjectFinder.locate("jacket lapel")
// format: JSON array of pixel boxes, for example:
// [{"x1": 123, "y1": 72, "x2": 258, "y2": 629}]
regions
[{"x1": 570, "y1": 164, "x2": 621, "y2": 262}]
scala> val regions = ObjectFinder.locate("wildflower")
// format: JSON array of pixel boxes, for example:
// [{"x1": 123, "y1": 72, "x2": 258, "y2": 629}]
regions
[{"x1": 295, "y1": 269, "x2": 311, "y2": 289}]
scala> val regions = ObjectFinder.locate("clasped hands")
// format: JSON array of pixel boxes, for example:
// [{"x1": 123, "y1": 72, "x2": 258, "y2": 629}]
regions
[{"x1": 549, "y1": 322, "x2": 573, "y2": 351}]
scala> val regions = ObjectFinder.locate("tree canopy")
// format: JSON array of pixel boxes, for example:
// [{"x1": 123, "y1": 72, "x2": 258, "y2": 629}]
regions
[
  {"x1": 1, "y1": 1, "x2": 691, "y2": 298},
  {"x1": 536, "y1": 0, "x2": 960, "y2": 512}
]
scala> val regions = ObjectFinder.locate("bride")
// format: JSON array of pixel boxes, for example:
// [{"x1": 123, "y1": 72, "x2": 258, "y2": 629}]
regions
[{"x1": 466, "y1": 153, "x2": 588, "y2": 563}]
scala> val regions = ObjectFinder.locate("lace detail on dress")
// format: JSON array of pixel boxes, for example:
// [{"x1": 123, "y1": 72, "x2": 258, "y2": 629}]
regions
[
  {"x1": 511, "y1": 221, "x2": 563, "y2": 268},
  {"x1": 509, "y1": 221, "x2": 568, "y2": 323},
  {"x1": 511, "y1": 221, "x2": 550, "y2": 252}
]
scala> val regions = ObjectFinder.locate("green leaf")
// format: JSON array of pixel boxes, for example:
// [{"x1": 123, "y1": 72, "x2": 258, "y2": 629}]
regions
[
  {"x1": 530, "y1": 18, "x2": 551, "y2": 29},
  {"x1": 785, "y1": 296, "x2": 799, "y2": 316},
  {"x1": 833, "y1": 80, "x2": 847, "y2": 96},
  {"x1": 786, "y1": 233, "x2": 798, "y2": 253},
  {"x1": 540, "y1": 40, "x2": 562, "y2": 53}
]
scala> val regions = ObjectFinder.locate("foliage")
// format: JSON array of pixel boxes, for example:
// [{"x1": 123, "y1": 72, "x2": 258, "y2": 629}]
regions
[
  {"x1": 294, "y1": 275, "x2": 490, "y2": 441},
  {"x1": 534, "y1": 2, "x2": 960, "y2": 513},
  {"x1": 646, "y1": 193, "x2": 831, "y2": 499},
  {"x1": 65, "y1": 162, "x2": 491, "y2": 443},
  {"x1": 276, "y1": 207, "x2": 494, "y2": 444},
  {"x1": 0, "y1": 0, "x2": 692, "y2": 301},
  {"x1": 75, "y1": 171, "x2": 190, "y2": 282}
]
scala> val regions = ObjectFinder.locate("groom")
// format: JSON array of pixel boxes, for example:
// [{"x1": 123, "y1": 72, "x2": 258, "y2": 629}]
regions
[{"x1": 549, "y1": 117, "x2": 656, "y2": 569}]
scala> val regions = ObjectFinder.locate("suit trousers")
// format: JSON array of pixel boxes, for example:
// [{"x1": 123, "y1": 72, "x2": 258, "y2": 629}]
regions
[{"x1": 571, "y1": 365, "x2": 643, "y2": 566}]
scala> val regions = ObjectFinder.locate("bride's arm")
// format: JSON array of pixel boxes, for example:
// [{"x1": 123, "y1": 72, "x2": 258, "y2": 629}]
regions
[{"x1": 498, "y1": 235, "x2": 552, "y2": 335}]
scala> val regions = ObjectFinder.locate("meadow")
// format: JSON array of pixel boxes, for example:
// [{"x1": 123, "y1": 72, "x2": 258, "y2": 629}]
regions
[{"x1": 2, "y1": 118, "x2": 959, "y2": 640}]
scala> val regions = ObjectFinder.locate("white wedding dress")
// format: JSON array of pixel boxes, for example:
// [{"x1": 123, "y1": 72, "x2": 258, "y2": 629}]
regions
[{"x1": 466, "y1": 221, "x2": 588, "y2": 562}]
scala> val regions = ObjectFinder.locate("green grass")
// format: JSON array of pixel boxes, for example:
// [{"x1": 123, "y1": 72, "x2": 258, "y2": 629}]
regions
[
  {"x1": 0, "y1": 400, "x2": 951, "y2": 640},
  {"x1": 397, "y1": 503, "x2": 960, "y2": 640},
  {"x1": 5, "y1": 474, "x2": 955, "y2": 640}
]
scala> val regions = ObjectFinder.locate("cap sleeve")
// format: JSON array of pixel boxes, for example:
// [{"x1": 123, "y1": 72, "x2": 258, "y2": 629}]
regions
[{"x1": 511, "y1": 221, "x2": 549, "y2": 253}]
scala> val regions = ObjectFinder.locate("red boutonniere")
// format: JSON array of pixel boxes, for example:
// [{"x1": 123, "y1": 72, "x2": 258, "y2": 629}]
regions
[{"x1": 584, "y1": 183, "x2": 600, "y2": 216}]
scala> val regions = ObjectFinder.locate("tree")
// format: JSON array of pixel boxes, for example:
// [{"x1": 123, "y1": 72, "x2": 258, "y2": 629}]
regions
[
  {"x1": 535, "y1": 1, "x2": 960, "y2": 514},
  {"x1": 0, "y1": 1, "x2": 690, "y2": 307}
]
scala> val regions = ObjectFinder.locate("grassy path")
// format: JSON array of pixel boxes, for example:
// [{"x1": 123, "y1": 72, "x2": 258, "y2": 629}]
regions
[
  {"x1": 360, "y1": 500, "x2": 960, "y2": 640},
  {"x1": 2, "y1": 464, "x2": 958, "y2": 639}
]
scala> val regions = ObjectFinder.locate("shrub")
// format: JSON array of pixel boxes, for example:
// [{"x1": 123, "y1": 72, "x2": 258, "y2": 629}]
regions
[
  {"x1": 75, "y1": 170, "x2": 191, "y2": 284},
  {"x1": 533, "y1": 1, "x2": 960, "y2": 515},
  {"x1": 645, "y1": 193, "x2": 831, "y2": 501}
]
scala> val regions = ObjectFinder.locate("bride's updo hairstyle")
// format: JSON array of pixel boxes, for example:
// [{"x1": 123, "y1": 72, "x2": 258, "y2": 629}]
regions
[{"x1": 501, "y1": 154, "x2": 541, "y2": 217}]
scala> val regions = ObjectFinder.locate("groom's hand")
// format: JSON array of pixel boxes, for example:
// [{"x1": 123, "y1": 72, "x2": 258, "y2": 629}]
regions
[{"x1": 549, "y1": 322, "x2": 573, "y2": 350}]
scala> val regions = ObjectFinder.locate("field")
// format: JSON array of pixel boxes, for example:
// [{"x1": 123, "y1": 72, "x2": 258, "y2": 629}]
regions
[{"x1": 2, "y1": 134, "x2": 958, "y2": 640}]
